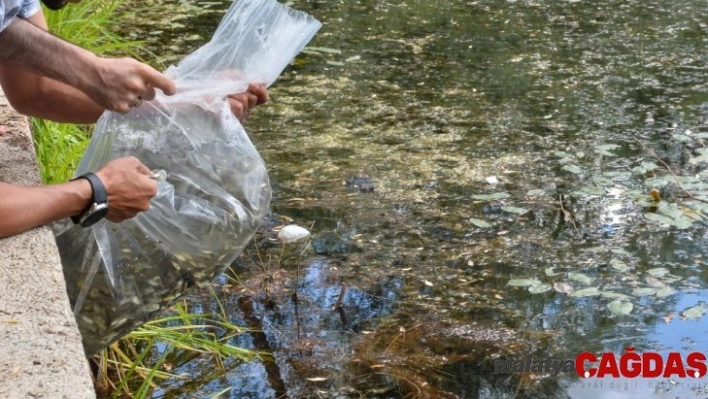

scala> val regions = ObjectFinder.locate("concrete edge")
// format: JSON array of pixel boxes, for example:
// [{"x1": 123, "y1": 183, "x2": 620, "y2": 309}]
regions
[{"x1": 0, "y1": 87, "x2": 96, "y2": 399}]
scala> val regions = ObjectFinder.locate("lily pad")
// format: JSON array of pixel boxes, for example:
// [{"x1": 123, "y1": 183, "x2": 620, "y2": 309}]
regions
[
  {"x1": 681, "y1": 304, "x2": 706, "y2": 320},
  {"x1": 470, "y1": 218, "x2": 492, "y2": 228},
  {"x1": 508, "y1": 278, "x2": 542, "y2": 287},
  {"x1": 632, "y1": 287, "x2": 659, "y2": 296},
  {"x1": 647, "y1": 268, "x2": 669, "y2": 277},
  {"x1": 568, "y1": 272, "x2": 593, "y2": 285},
  {"x1": 562, "y1": 164, "x2": 583, "y2": 174},
  {"x1": 656, "y1": 287, "x2": 675, "y2": 298},
  {"x1": 569, "y1": 287, "x2": 600, "y2": 297},
  {"x1": 554, "y1": 282, "x2": 574, "y2": 294},
  {"x1": 608, "y1": 300, "x2": 633, "y2": 315},
  {"x1": 501, "y1": 206, "x2": 529, "y2": 215},
  {"x1": 610, "y1": 259, "x2": 629, "y2": 272},
  {"x1": 600, "y1": 291, "x2": 631, "y2": 300},
  {"x1": 528, "y1": 283, "x2": 552, "y2": 294},
  {"x1": 471, "y1": 192, "x2": 511, "y2": 200}
]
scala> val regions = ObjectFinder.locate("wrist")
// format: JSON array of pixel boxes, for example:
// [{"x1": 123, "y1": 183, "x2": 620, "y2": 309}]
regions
[{"x1": 66, "y1": 178, "x2": 93, "y2": 216}]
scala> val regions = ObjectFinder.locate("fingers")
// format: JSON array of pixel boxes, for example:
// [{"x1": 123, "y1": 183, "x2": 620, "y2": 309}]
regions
[
  {"x1": 248, "y1": 83, "x2": 269, "y2": 105},
  {"x1": 140, "y1": 64, "x2": 176, "y2": 96},
  {"x1": 142, "y1": 84, "x2": 157, "y2": 102}
]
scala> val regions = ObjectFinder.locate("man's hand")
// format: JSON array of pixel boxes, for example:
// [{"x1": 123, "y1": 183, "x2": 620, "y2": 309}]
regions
[
  {"x1": 227, "y1": 83, "x2": 269, "y2": 123},
  {"x1": 85, "y1": 57, "x2": 176, "y2": 114},
  {"x1": 95, "y1": 157, "x2": 157, "y2": 223},
  {"x1": 0, "y1": 19, "x2": 176, "y2": 115}
]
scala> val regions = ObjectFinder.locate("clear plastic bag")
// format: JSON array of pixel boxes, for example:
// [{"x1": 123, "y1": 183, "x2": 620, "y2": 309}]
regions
[{"x1": 55, "y1": 0, "x2": 321, "y2": 355}]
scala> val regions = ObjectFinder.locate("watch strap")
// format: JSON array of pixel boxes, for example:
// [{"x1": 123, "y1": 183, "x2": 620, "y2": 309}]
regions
[{"x1": 71, "y1": 172, "x2": 108, "y2": 224}]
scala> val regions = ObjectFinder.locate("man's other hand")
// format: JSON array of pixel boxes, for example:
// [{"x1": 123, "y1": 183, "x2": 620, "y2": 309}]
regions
[{"x1": 227, "y1": 83, "x2": 269, "y2": 123}]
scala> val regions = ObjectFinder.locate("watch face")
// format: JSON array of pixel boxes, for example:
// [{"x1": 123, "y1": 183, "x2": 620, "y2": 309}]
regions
[{"x1": 80, "y1": 203, "x2": 109, "y2": 227}]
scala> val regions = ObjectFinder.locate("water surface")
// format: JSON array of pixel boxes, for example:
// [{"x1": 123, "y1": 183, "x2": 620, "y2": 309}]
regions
[{"x1": 120, "y1": 0, "x2": 708, "y2": 397}]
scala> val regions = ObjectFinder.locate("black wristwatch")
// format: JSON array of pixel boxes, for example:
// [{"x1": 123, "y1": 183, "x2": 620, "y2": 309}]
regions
[{"x1": 71, "y1": 172, "x2": 109, "y2": 227}]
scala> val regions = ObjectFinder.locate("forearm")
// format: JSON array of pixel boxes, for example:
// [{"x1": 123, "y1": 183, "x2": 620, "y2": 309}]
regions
[
  {"x1": 0, "y1": 180, "x2": 91, "y2": 238},
  {"x1": 0, "y1": 18, "x2": 100, "y2": 95},
  {"x1": 0, "y1": 65, "x2": 103, "y2": 123}
]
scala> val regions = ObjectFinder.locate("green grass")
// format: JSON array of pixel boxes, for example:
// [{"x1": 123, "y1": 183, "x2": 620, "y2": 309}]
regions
[
  {"x1": 34, "y1": 1, "x2": 257, "y2": 397},
  {"x1": 35, "y1": 0, "x2": 145, "y2": 184}
]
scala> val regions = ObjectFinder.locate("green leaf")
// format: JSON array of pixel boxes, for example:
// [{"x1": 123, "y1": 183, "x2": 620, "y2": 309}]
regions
[
  {"x1": 647, "y1": 268, "x2": 669, "y2": 277},
  {"x1": 508, "y1": 278, "x2": 543, "y2": 287},
  {"x1": 307, "y1": 46, "x2": 343, "y2": 54},
  {"x1": 600, "y1": 291, "x2": 631, "y2": 300},
  {"x1": 610, "y1": 259, "x2": 629, "y2": 272},
  {"x1": 528, "y1": 283, "x2": 552, "y2": 294},
  {"x1": 632, "y1": 287, "x2": 659, "y2": 296},
  {"x1": 471, "y1": 192, "x2": 510, "y2": 200},
  {"x1": 672, "y1": 134, "x2": 692, "y2": 142},
  {"x1": 644, "y1": 213, "x2": 675, "y2": 226},
  {"x1": 569, "y1": 287, "x2": 600, "y2": 297},
  {"x1": 562, "y1": 164, "x2": 583, "y2": 174},
  {"x1": 608, "y1": 300, "x2": 633, "y2": 315},
  {"x1": 656, "y1": 287, "x2": 675, "y2": 298},
  {"x1": 595, "y1": 144, "x2": 619, "y2": 157},
  {"x1": 568, "y1": 272, "x2": 593, "y2": 285},
  {"x1": 470, "y1": 218, "x2": 492, "y2": 228},
  {"x1": 501, "y1": 206, "x2": 529, "y2": 214},
  {"x1": 682, "y1": 304, "x2": 706, "y2": 320}
]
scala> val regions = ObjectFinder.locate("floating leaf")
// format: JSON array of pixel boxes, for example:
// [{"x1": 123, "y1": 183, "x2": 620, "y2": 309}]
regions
[
  {"x1": 470, "y1": 218, "x2": 492, "y2": 228},
  {"x1": 526, "y1": 189, "x2": 545, "y2": 197},
  {"x1": 595, "y1": 144, "x2": 619, "y2": 157},
  {"x1": 471, "y1": 192, "x2": 510, "y2": 200},
  {"x1": 674, "y1": 217, "x2": 693, "y2": 229},
  {"x1": 592, "y1": 176, "x2": 615, "y2": 187},
  {"x1": 601, "y1": 291, "x2": 631, "y2": 300},
  {"x1": 554, "y1": 151, "x2": 572, "y2": 158},
  {"x1": 632, "y1": 287, "x2": 659, "y2": 296},
  {"x1": 608, "y1": 300, "x2": 633, "y2": 315},
  {"x1": 645, "y1": 277, "x2": 666, "y2": 288},
  {"x1": 545, "y1": 267, "x2": 559, "y2": 277},
  {"x1": 326, "y1": 60, "x2": 345, "y2": 66},
  {"x1": 577, "y1": 186, "x2": 605, "y2": 196},
  {"x1": 501, "y1": 206, "x2": 529, "y2": 214},
  {"x1": 424, "y1": 280, "x2": 434, "y2": 287},
  {"x1": 656, "y1": 287, "x2": 675, "y2": 298},
  {"x1": 508, "y1": 278, "x2": 542, "y2": 287},
  {"x1": 568, "y1": 272, "x2": 593, "y2": 285},
  {"x1": 345, "y1": 55, "x2": 361, "y2": 62},
  {"x1": 562, "y1": 164, "x2": 583, "y2": 174},
  {"x1": 610, "y1": 259, "x2": 629, "y2": 272},
  {"x1": 528, "y1": 283, "x2": 552, "y2": 294},
  {"x1": 569, "y1": 287, "x2": 600, "y2": 297},
  {"x1": 644, "y1": 213, "x2": 675, "y2": 226},
  {"x1": 610, "y1": 248, "x2": 631, "y2": 256},
  {"x1": 681, "y1": 304, "x2": 706, "y2": 320},
  {"x1": 672, "y1": 134, "x2": 692, "y2": 142},
  {"x1": 554, "y1": 282, "x2": 574, "y2": 294},
  {"x1": 306, "y1": 377, "x2": 329, "y2": 382},
  {"x1": 307, "y1": 46, "x2": 342, "y2": 54},
  {"x1": 647, "y1": 268, "x2": 669, "y2": 277}
]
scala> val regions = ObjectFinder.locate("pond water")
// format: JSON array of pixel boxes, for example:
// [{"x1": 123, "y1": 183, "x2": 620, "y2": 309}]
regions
[{"x1": 119, "y1": 0, "x2": 708, "y2": 397}]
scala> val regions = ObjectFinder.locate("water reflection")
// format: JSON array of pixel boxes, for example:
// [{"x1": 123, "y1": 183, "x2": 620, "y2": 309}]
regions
[{"x1": 117, "y1": 0, "x2": 708, "y2": 397}]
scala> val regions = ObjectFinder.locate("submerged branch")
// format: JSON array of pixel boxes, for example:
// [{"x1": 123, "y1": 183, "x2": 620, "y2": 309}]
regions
[{"x1": 633, "y1": 138, "x2": 708, "y2": 204}]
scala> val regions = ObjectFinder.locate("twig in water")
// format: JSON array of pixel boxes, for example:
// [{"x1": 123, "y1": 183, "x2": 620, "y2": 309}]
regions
[{"x1": 634, "y1": 137, "x2": 708, "y2": 204}]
